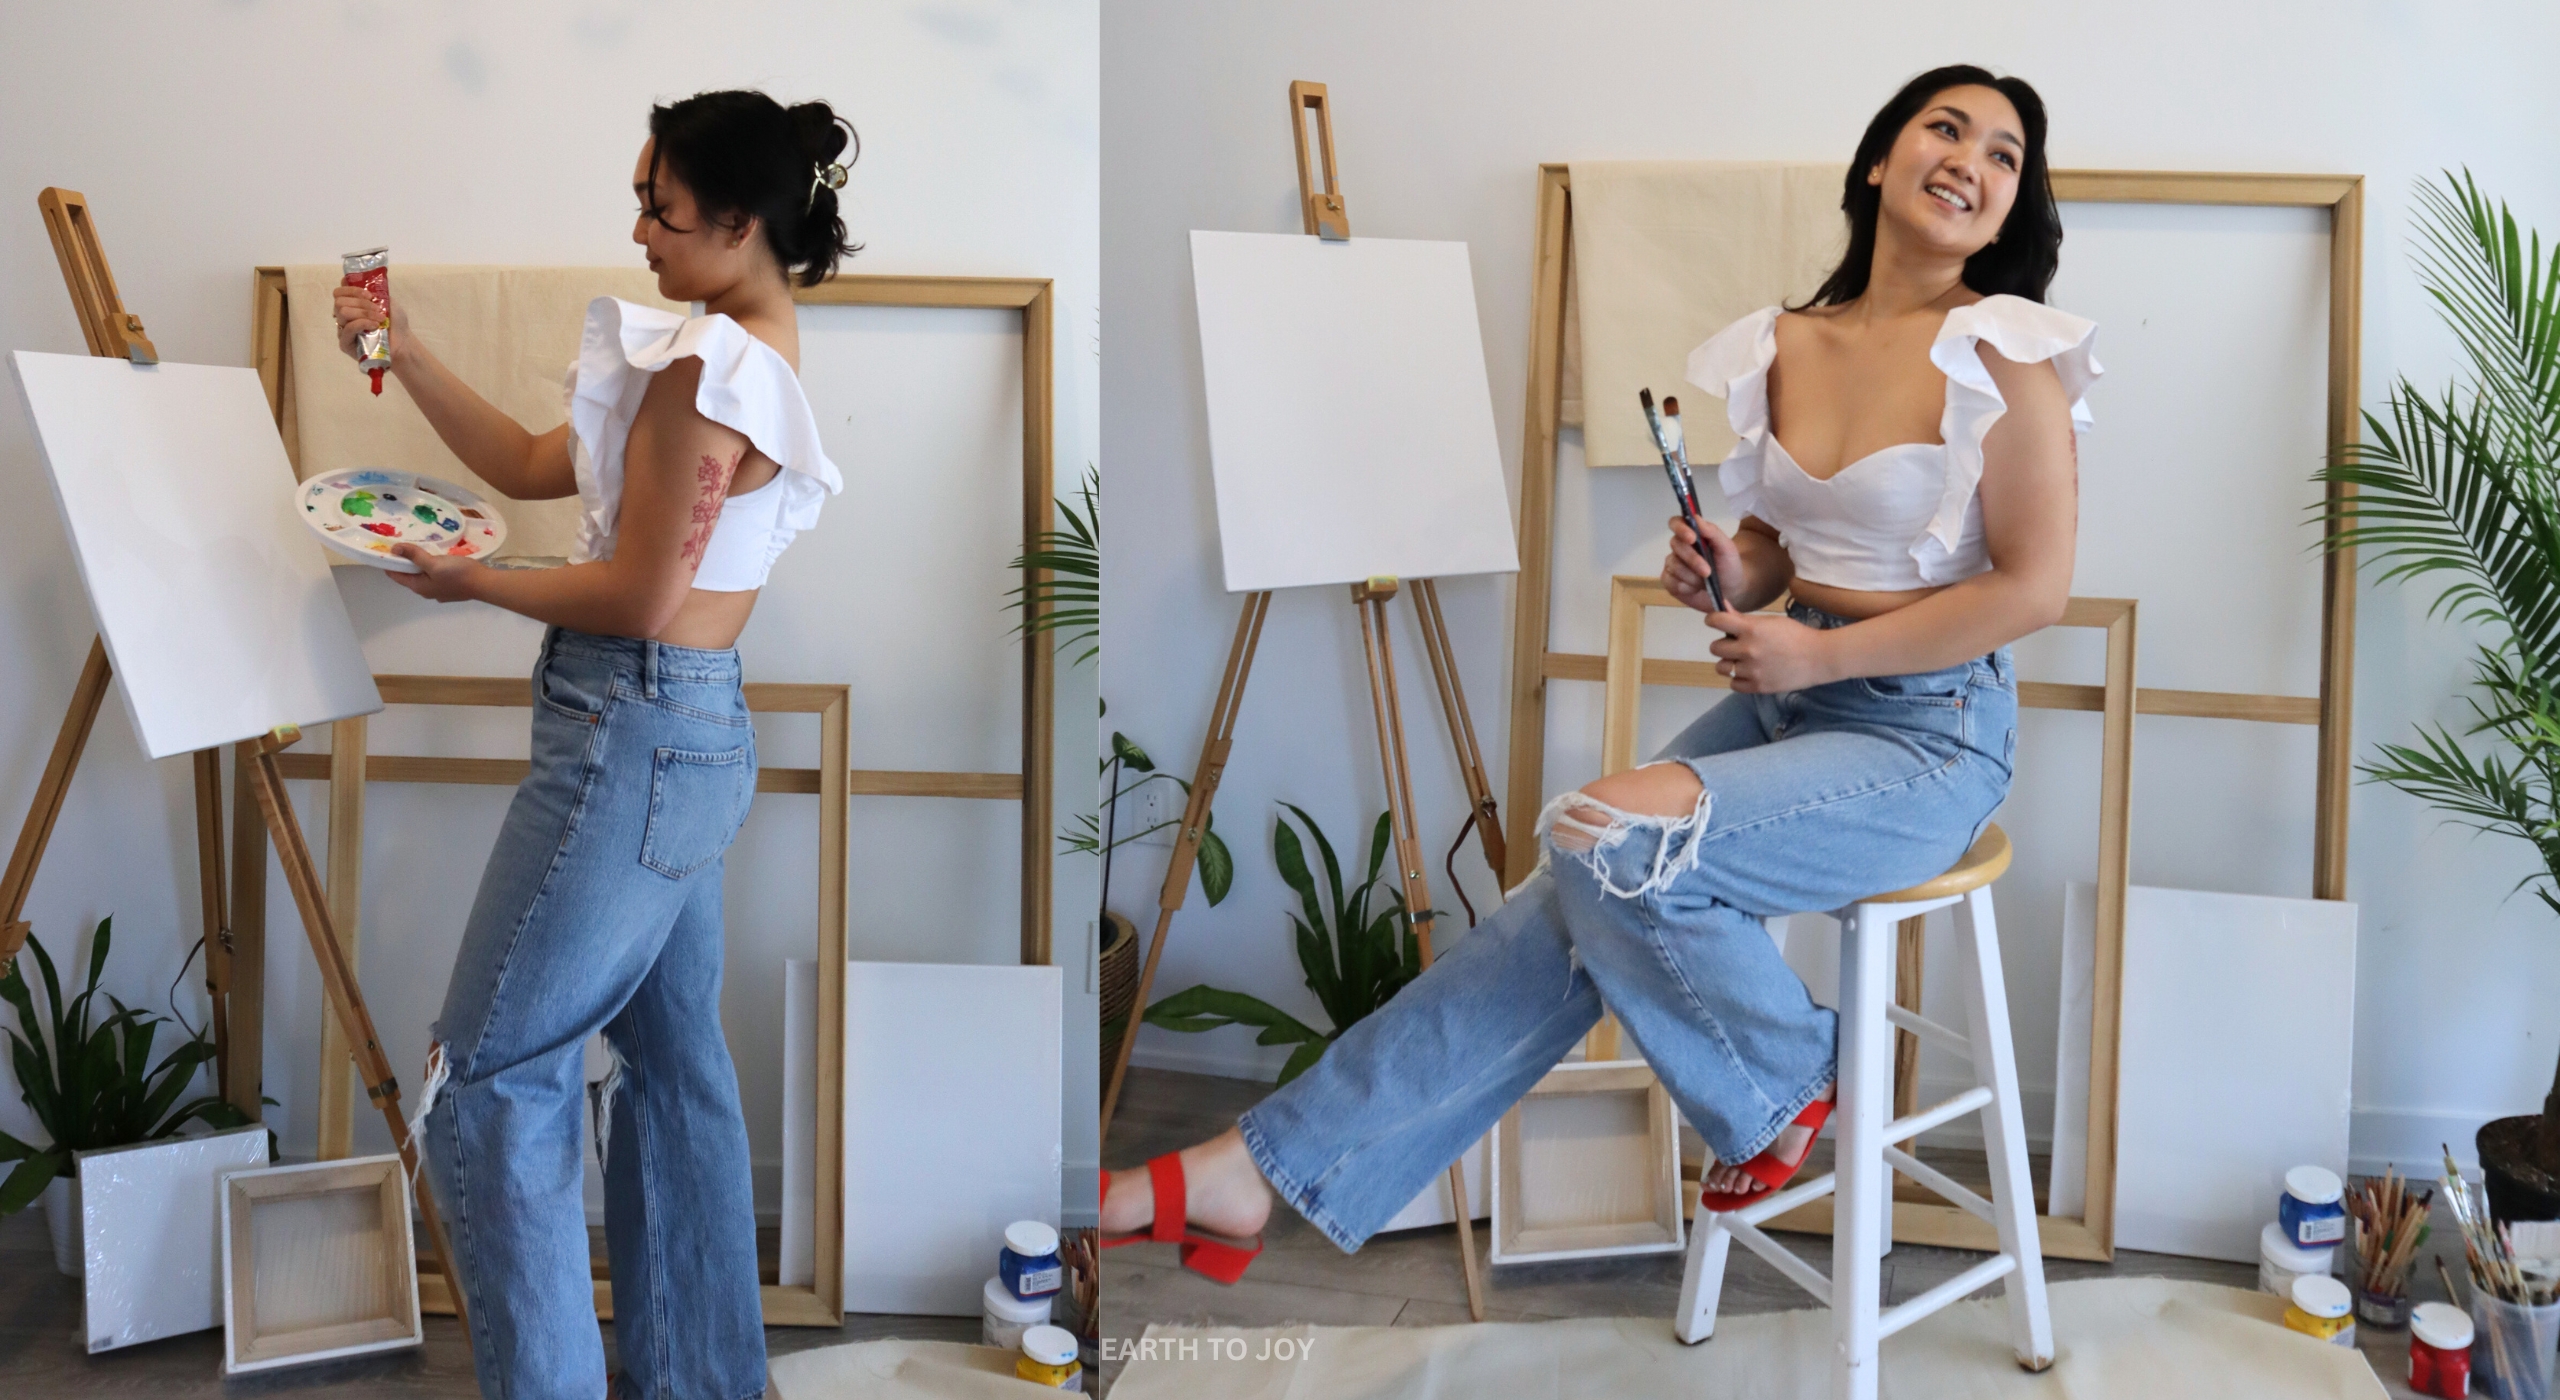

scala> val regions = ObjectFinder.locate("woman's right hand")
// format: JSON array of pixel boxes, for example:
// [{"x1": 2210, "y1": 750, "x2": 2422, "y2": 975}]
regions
[
  {"x1": 1664, "y1": 516, "x2": 1745, "y2": 616},
  {"x1": 331, "y1": 282, "x2": 411, "y2": 365}
]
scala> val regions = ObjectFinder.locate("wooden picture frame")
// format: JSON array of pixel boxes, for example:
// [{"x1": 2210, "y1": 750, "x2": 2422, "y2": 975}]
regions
[
  {"x1": 1504, "y1": 167, "x2": 2361, "y2": 902},
  {"x1": 1598, "y1": 576, "x2": 2136, "y2": 1261},
  {"x1": 241, "y1": 270, "x2": 1058, "y2": 1327},
  {"x1": 1490, "y1": 1059, "x2": 1684, "y2": 1264},
  {"x1": 220, "y1": 1155, "x2": 422, "y2": 1375}
]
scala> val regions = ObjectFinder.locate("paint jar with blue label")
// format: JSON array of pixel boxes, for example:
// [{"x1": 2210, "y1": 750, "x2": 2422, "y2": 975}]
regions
[
  {"x1": 1001, "y1": 1221, "x2": 1064, "y2": 1301},
  {"x1": 2282, "y1": 1166, "x2": 2348, "y2": 1250}
]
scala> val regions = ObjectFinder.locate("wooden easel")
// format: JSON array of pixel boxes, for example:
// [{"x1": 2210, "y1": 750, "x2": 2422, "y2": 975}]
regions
[
  {"x1": 4, "y1": 188, "x2": 467, "y2": 1334},
  {"x1": 1096, "y1": 83, "x2": 1505, "y2": 1321}
]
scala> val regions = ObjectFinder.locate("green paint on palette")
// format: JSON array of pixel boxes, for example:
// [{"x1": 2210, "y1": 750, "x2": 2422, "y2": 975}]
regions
[
  {"x1": 341, "y1": 490, "x2": 377, "y2": 518},
  {"x1": 414, "y1": 503, "x2": 441, "y2": 523}
]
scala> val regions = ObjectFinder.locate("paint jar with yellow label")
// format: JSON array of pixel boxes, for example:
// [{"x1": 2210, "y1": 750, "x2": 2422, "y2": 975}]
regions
[
  {"x1": 1017, "y1": 1324, "x2": 1083, "y2": 1390},
  {"x1": 2285, "y1": 1274, "x2": 2357, "y2": 1348}
]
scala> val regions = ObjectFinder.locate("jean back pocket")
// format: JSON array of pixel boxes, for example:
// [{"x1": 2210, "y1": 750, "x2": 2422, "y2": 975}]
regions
[{"x1": 641, "y1": 745, "x2": 753, "y2": 879}]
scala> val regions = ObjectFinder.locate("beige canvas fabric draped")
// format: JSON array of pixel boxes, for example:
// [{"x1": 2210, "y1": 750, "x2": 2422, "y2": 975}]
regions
[
  {"x1": 283, "y1": 264, "x2": 681, "y2": 561},
  {"x1": 1563, "y1": 161, "x2": 1846, "y2": 467}
]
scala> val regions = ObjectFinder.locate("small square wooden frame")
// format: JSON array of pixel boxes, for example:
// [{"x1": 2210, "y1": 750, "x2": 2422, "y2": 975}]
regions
[
  {"x1": 1491, "y1": 1059, "x2": 1684, "y2": 1264},
  {"x1": 220, "y1": 1155, "x2": 422, "y2": 1375},
  {"x1": 1599, "y1": 577, "x2": 2135, "y2": 1261}
]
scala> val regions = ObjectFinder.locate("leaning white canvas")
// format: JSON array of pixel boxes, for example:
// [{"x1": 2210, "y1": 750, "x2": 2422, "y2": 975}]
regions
[
  {"x1": 1190, "y1": 231, "x2": 1520, "y2": 593},
  {"x1": 2047, "y1": 883, "x2": 2356, "y2": 1261},
  {"x1": 76, "y1": 1126, "x2": 270, "y2": 1353},
  {"x1": 780, "y1": 959, "x2": 1062, "y2": 1313},
  {"x1": 8, "y1": 352, "x2": 381, "y2": 759},
  {"x1": 780, "y1": 958, "x2": 819, "y2": 1287}
]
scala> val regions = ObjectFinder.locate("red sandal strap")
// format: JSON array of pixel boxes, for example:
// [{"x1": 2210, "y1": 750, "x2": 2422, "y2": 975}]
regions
[{"x1": 1146, "y1": 1152, "x2": 1187, "y2": 1244}]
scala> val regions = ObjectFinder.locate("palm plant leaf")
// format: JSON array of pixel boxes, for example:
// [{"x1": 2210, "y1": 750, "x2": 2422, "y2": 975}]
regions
[{"x1": 1006, "y1": 467, "x2": 1100, "y2": 664}]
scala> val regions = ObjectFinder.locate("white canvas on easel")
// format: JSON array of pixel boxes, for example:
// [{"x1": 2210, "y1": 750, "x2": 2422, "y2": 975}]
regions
[
  {"x1": 779, "y1": 958, "x2": 1063, "y2": 1314},
  {"x1": 1189, "y1": 230, "x2": 1520, "y2": 593},
  {"x1": 2047, "y1": 882, "x2": 2356, "y2": 1261},
  {"x1": 8, "y1": 351, "x2": 381, "y2": 760}
]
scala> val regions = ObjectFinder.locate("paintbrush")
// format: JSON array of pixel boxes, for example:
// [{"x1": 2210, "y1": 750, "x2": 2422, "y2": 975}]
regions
[{"x1": 1639, "y1": 388, "x2": 1730, "y2": 617}]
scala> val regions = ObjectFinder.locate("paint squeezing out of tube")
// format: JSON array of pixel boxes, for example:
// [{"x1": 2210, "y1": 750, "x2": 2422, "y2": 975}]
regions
[{"x1": 342, "y1": 246, "x2": 393, "y2": 395}]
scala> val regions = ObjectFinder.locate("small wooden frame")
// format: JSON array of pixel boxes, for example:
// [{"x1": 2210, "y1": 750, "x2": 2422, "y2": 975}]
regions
[
  {"x1": 1600, "y1": 576, "x2": 2136, "y2": 1261},
  {"x1": 1491, "y1": 1059, "x2": 1683, "y2": 1263},
  {"x1": 1506, "y1": 166, "x2": 2362, "y2": 903},
  {"x1": 220, "y1": 1155, "x2": 422, "y2": 1375}
]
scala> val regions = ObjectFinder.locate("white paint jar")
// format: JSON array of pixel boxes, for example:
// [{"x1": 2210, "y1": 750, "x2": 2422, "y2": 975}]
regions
[
  {"x1": 2261, "y1": 1220, "x2": 2336, "y2": 1298},
  {"x1": 983, "y1": 1274, "x2": 1053, "y2": 1352}
]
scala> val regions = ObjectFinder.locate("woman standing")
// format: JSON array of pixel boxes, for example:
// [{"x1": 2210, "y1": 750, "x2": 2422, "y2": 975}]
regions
[
  {"x1": 334, "y1": 90, "x2": 853, "y2": 1398},
  {"x1": 1104, "y1": 65, "x2": 2092, "y2": 1274}
]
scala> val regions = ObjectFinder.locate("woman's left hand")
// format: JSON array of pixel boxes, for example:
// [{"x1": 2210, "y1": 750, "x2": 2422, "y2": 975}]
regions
[
  {"x1": 387, "y1": 544, "x2": 484, "y2": 603},
  {"x1": 1706, "y1": 611, "x2": 1835, "y2": 694}
]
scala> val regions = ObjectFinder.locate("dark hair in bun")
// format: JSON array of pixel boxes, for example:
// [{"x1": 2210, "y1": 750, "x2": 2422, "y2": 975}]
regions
[{"x1": 645, "y1": 89, "x2": 862, "y2": 288}]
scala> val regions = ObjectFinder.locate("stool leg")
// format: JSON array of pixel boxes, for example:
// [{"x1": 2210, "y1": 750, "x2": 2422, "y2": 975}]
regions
[
  {"x1": 1674, "y1": 1188, "x2": 1732, "y2": 1344},
  {"x1": 1833, "y1": 903, "x2": 1893, "y2": 1400},
  {"x1": 1955, "y1": 885, "x2": 2055, "y2": 1371}
]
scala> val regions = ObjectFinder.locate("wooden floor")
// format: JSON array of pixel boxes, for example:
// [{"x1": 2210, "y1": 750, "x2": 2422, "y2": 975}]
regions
[
  {"x1": 0, "y1": 1211, "x2": 976, "y2": 1397},
  {"x1": 1103, "y1": 1066, "x2": 2452, "y2": 1398}
]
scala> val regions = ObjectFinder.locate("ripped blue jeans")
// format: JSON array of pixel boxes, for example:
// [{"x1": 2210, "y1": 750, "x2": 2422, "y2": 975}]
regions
[
  {"x1": 418, "y1": 628, "x2": 766, "y2": 1400},
  {"x1": 1240, "y1": 603, "x2": 2017, "y2": 1252}
]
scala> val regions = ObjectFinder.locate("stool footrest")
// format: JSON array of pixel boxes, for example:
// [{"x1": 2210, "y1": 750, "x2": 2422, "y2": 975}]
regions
[
  {"x1": 1882, "y1": 1145, "x2": 1995, "y2": 1224},
  {"x1": 1726, "y1": 1169, "x2": 1837, "y2": 1228},
  {"x1": 1885, "y1": 1086, "x2": 1993, "y2": 1147},
  {"x1": 1718, "y1": 1214, "x2": 1834, "y2": 1306},
  {"x1": 1885, "y1": 1002, "x2": 1972, "y2": 1061},
  {"x1": 1880, "y1": 1252, "x2": 2016, "y2": 1340}
]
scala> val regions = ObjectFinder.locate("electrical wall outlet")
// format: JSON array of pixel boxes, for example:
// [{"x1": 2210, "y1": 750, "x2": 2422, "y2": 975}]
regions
[{"x1": 1130, "y1": 782, "x2": 1177, "y2": 847}]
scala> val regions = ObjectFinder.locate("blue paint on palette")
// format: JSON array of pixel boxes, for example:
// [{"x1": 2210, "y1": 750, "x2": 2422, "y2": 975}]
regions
[{"x1": 347, "y1": 470, "x2": 397, "y2": 486}]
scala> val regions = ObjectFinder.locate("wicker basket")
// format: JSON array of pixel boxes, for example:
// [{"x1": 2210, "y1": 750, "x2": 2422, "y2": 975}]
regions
[{"x1": 1098, "y1": 911, "x2": 1139, "y2": 1099}]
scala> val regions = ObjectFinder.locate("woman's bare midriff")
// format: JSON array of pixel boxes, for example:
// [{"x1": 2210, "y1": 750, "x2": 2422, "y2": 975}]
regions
[{"x1": 1786, "y1": 575, "x2": 1946, "y2": 621}]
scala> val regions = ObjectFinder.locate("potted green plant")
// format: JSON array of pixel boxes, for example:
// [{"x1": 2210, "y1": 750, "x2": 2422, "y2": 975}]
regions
[
  {"x1": 1141, "y1": 804, "x2": 1424, "y2": 1084},
  {"x1": 0, "y1": 917, "x2": 255, "y2": 1275},
  {"x1": 2320, "y1": 171, "x2": 2560, "y2": 1220}
]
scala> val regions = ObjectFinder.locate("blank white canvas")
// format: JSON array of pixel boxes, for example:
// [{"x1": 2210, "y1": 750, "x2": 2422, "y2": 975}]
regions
[
  {"x1": 778, "y1": 959, "x2": 1062, "y2": 1314},
  {"x1": 1190, "y1": 231, "x2": 1520, "y2": 593},
  {"x1": 2047, "y1": 883, "x2": 2356, "y2": 1261},
  {"x1": 77, "y1": 1125, "x2": 269, "y2": 1353},
  {"x1": 9, "y1": 352, "x2": 380, "y2": 759}
]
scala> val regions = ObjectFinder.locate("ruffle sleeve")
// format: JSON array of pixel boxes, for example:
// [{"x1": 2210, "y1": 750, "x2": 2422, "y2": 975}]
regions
[
  {"x1": 1921, "y1": 295, "x2": 2100, "y2": 561},
  {"x1": 569, "y1": 297, "x2": 844, "y2": 535},
  {"x1": 1683, "y1": 306, "x2": 1782, "y2": 522}
]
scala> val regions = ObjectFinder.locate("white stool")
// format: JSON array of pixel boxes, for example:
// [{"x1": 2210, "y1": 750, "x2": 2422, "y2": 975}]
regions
[{"x1": 1674, "y1": 823, "x2": 2052, "y2": 1398}]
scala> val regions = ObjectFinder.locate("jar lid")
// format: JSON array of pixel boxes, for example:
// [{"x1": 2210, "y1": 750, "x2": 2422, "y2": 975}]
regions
[
  {"x1": 2283, "y1": 1165, "x2": 2343, "y2": 1205},
  {"x1": 1005, "y1": 1220, "x2": 1061, "y2": 1257},
  {"x1": 2412, "y1": 1301, "x2": 2475, "y2": 1350},
  {"x1": 1021, "y1": 1324, "x2": 1080, "y2": 1365},
  {"x1": 2290, "y1": 1273, "x2": 2351, "y2": 1319},
  {"x1": 984, "y1": 1275, "x2": 1053, "y2": 1322},
  {"x1": 2260, "y1": 1220, "x2": 2335, "y2": 1271}
]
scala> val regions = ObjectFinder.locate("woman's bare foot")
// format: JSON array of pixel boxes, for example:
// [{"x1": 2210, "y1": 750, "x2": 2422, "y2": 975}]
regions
[
  {"x1": 1701, "y1": 1082, "x2": 1835, "y2": 1197},
  {"x1": 1101, "y1": 1126, "x2": 1274, "y2": 1239}
]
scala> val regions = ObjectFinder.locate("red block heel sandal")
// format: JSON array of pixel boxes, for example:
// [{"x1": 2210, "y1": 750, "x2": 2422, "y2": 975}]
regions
[
  {"x1": 1699, "y1": 1097, "x2": 1835, "y2": 1213},
  {"x1": 1099, "y1": 1153, "x2": 1265, "y2": 1284}
]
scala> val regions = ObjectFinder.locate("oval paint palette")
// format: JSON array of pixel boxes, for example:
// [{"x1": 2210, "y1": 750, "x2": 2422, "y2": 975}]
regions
[{"x1": 298, "y1": 468, "x2": 507, "y2": 573}]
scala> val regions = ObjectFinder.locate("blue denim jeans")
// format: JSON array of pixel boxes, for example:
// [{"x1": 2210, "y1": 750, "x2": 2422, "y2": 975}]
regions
[
  {"x1": 421, "y1": 628, "x2": 765, "y2": 1399},
  {"x1": 1240, "y1": 604, "x2": 2018, "y2": 1252}
]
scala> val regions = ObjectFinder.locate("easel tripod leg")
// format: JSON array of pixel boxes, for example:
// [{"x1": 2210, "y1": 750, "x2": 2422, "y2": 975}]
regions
[
  {"x1": 1100, "y1": 590, "x2": 1272, "y2": 1144},
  {"x1": 0, "y1": 636, "x2": 114, "y2": 965},
  {"x1": 1409, "y1": 579, "x2": 1506, "y2": 879},
  {"x1": 1354, "y1": 583, "x2": 1487, "y2": 1322},
  {"x1": 239, "y1": 739, "x2": 468, "y2": 1337},
  {"x1": 192, "y1": 748, "x2": 231, "y2": 1097}
]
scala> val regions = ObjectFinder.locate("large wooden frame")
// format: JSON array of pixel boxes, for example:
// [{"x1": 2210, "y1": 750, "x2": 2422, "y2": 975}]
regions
[
  {"x1": 241, "y1": 271, "x2": 1058, "y2": 1326},
  {"x1": 1506, "y1": 167, "x2": 2362, "y2": 897},
  {"x1": 1602, "y1": 577, "x2": 2135, "y2": 1261}
]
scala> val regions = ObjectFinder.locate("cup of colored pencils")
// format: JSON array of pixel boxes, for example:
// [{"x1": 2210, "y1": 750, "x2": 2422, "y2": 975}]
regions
[
  {"x1": 2348, "y1": 1168, "x2": 2432, "y2": 1328},
  {"x1": 2441, "y1": 1145, "x2": 2560, "y2": 1400}
]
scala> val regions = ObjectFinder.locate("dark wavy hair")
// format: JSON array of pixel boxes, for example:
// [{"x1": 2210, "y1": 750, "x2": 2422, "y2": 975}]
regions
[
  {"x1": 1796, "y1": 65, "x2": 2060, "y2": 308},
  {"x1": 644, "y1": 89, "x2": 862, "y2": 289}
]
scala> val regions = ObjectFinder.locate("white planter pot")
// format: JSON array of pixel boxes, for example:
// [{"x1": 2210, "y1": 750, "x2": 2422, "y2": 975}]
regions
[{"x1": 42, "y1": 1172, "x2": 82, "y2": 1277}]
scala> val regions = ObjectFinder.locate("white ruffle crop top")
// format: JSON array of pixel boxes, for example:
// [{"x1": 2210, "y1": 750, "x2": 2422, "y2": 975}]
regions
[
  {"x1": 1684, "y1": 294, "x2": 2100, "y2": 593},
  {"x1": 564, "y1": 297, "x2": 843, "y2": 592}
]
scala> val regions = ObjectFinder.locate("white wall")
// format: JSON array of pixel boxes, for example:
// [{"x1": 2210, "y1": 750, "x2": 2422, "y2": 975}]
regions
[
  {"x1": 0, "y1": 1, "x2": 1100, "y2": 1223},
  {"x1": 1105, "y1": 0, "x2": 2560, "y2": 1177}
]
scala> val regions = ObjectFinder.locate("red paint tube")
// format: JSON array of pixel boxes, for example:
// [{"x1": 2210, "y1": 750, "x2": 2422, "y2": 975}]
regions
[{"x1": 341, "y1": 246, "x2": 392, "y2": 395}]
